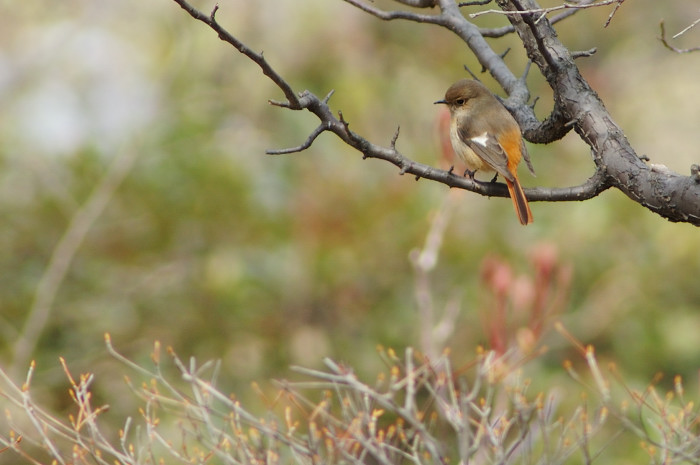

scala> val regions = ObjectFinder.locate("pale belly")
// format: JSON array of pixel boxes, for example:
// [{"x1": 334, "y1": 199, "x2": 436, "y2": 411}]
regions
[{"x1": 449, "y1": 125, "x2": 494, "y2": 173}]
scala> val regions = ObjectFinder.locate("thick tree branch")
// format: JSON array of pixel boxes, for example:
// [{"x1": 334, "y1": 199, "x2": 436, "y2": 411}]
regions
[
  {"x1": 171, "y1": 0, "x2": 700, "y2": 225},
  {"x1": 345, "y1": 0, "x2": 573, "y2": 143},
  {"x1": 501, "y1": 0, "x2": 700, "y2": 224},
  {"x1": 171, "y1": 0, "x2": 607, "y2": 205},
  {"x1": 360, "y1": 0, "x2": 699, "y2": 223}
]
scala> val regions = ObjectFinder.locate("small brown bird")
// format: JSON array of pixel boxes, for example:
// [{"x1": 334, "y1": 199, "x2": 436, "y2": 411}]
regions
[{"x1": 435, "y1": 79, "x2": 535, "y2": 225}]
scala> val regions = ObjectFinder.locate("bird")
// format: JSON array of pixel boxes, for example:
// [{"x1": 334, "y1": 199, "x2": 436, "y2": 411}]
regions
[{"x1": 435, "y1": 79, "x2": 535, "y2": 225}]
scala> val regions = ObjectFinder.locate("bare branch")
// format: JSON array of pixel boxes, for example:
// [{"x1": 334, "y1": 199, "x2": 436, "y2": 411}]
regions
[
  {"x1": 266, "y1": 91, "x2": 334, "y2": 153},
  {"x1": 343, "y1": 0, "x2": 572, "y2": 142},
  {"x1": 659, "y1": 20, "x2": 700, "y2": 54},
  {"x1": 409, "y1": 195, "x2": 460, "y2": 359},
  {"x1": 171, "y1": 0, "x2": 301, "y2": 108},
  {"x1": 266, "y1": 123, "x2": 330, "y2": 155},
  {"x1": 479, "y1": 0, "x2": 600, "y2": 38},
  {"x1": 571, "y1": 47, "x2": 597, "y2": 58},
  {"x1": 396, "y1": 0, "x2": 438, "y2": 6},
  {"x1": 169, "y1": 0, "x2": 612, "y2": 205},
  {"x1": 529, "y1": 167, "x2": 611, "y2": 201},
  {"x1": 549, "y1": 0, "x2": 599, "y2": 24},
  {"x1": 503, "y1": 0, "x2": 700, "y2": 224},
  {"x1": 603, "y1": 0, "x2": 624, "y2": 27},
  {"x1": 341, "y1": 0, "x2": 442, "y2": 23},
  {"x1": 459, "y1": 0, "x2": 493, "y2": 6},
  {"x1": 673, "y1": 15, "x2": 700, "y2": 38},
  {"x1": 342, "y1": 0, "x2": 530, "y2": 103},
  {"x1": 471, "y1": 0, "x2": 624, "y2": 27},
  {"x1": 11, "y1": 145, "x2": 139, "y2": 377},
  {"x1": 171, "y1": 0, "x2": 700, "y2": 224},
  {"x1": 478, "y1": 24, "x2": 515, "y2": 38},
  {"x1": 390, "y1": 126, "x2": 401, "y2": 150}
]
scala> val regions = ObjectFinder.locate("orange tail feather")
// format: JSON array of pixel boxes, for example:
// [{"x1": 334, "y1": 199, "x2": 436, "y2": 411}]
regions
[{"x1": 505, "y1": 178, "x2": 533, "y2": 225}]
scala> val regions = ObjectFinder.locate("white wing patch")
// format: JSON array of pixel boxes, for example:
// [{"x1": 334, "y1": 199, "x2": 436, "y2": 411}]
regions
[{"x1": 470, "y1": 133, "x2": 490, "y2": 147}]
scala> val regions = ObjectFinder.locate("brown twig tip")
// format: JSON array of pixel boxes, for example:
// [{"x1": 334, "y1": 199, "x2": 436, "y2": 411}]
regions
[
  {"x1": 390, "y1": 126, "x2": 400, "y2": 149},
  {"x1": 210, "y1": 4, "x2": 219, "y2": 20}
]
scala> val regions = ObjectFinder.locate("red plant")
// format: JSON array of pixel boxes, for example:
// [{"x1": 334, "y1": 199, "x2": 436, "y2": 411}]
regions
[{"x1": 480, "y1": 244, "x2": 572, "y2": 355}]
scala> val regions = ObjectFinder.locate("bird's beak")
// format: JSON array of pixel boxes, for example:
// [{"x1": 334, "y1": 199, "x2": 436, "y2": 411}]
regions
[{"x1": 434, "y1": 99, "x2": 446, "y2": 105}]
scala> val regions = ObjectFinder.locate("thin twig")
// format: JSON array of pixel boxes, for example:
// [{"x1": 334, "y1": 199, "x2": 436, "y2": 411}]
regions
[
  {"x1": 266, "y1": 123, "x2": 330, "y2": 155},
  {"x1": 396, "y1": 0, "x2": 438, "y2": 6},
  {"x1": 572, "y1": 47, "x2": 597, "y2": 59},
  {"x1": 659, "y1": 20, "x2": 700, "y2": 54},
  {"x1": 171, "y1": 0, "x2": 301, "y2": 108},
  {"x1": 673, "y1": 15, "x2": 700, "y2": 38},
  {"x1": 341, "y1": 0, "x2": 442, "y2": 23},
  {"x1": 470, "y1": 0, "x2": 623, "y2": 25},
  {"x1": 409, "y1": 195, "x2": 456, "y2": 359},
  {"x1": 11, "y1": 145, "x2": 139, "y2": 377},
  {"x1": 459, "y1": 0, "x2": 493, "y2": 6},
  {"x1": 603, "y1": 0, "x2": 624, "y2": 27},
  {"x1": 298, "y1": 359, "x2": 447, "y2": 465},
  {"x1": 169, "y1": 0, "x2": 615, "y2": 209},
  {"x1": 479, "y1": 0, "x2": 599, "y2": 38}
]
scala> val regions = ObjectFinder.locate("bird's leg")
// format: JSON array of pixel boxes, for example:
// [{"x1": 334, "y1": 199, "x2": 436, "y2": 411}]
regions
[
  {"x1": 489, "y1": 173, "x2": 499, "y2": 183},
  {"x1": 463, "y1": 168, "x2": 477, "y2": 179}
]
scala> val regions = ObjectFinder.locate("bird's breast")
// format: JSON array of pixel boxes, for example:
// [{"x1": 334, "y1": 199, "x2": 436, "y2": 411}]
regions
[{"x1": 449, "y1": 122, "x2": 492, "y2": 173}]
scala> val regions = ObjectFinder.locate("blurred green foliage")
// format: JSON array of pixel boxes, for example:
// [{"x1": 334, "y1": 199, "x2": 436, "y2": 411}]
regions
[{"x1": 0, "y1": 0, "x2": 699, "y2": 453}]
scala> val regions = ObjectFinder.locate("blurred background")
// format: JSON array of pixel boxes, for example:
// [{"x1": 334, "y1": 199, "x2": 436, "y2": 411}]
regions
[{"x1": 0, "y1": 0, "x2": 699, "y2": 452}]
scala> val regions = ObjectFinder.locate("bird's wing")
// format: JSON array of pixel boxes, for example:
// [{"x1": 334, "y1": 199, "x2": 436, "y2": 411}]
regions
[
  {"x1": 521, "y1": 140, "x2": 536, "y2": 176},
  {"x1": 458, "y1": 128, "x2": 514, "y2": 182}
]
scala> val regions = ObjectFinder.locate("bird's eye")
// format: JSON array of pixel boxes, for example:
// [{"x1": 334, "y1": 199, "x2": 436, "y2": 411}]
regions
[{"x1": 455, "y1": 99, "x2": 466, "y2": 105}]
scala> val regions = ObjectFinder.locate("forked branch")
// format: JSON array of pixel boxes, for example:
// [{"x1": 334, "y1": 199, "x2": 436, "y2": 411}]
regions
[
  {"x1": 470, "y1": 0, "x2": 625, "y2": 28},
  {"x1": 171, "y1": 0, "x2": 613, "y2": 204},
  {"x1": 171, "y1": 0, "x2": 700, "y2": 224},
  {"x1": 659, "y1": 19, "x2": 700, "y2": 54}
]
